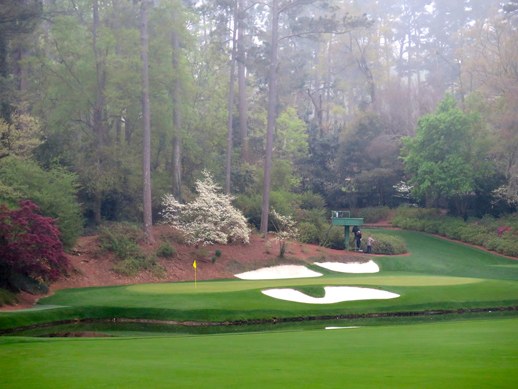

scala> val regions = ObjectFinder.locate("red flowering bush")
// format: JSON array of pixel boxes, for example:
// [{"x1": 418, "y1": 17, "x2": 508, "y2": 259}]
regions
[{"x1": 0, "y1": 200, "x2": 70, "y2": 291}]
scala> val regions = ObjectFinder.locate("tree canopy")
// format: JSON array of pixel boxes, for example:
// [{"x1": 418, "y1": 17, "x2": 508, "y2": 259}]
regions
[
  {"x1": 0, "y1": 0, "x2": 515, "y2": 241},
  {"x1": 402, "y1": 96, "x2": 495, "y2": 215}
]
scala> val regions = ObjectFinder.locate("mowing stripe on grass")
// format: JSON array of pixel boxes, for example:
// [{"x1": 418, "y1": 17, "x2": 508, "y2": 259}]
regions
[
  {"x1": 1, "y1": 317, "x2": 517, "y2": 389},
  {"x1": 124, "y1": 275, "x2": 481, "y2": 294}
]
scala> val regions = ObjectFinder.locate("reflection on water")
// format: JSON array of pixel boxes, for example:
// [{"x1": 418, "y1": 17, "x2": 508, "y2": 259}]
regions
[
  {"x1": 5, "y1": 310, "x2": 513, "y2": 338},
  {"x1": 7, "y1": 320, "x2": 342, "y2": 337}
]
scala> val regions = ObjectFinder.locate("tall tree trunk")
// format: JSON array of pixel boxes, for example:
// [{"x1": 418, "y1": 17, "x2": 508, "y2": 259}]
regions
[
  {"x1": 225, "y1": 1, "x2": 238, "y2": 194},
  {"x1": 93, "y1": 193, "x2": 102, "y2": 225},
  {"x1": 171, "y1": 27, "x2": 182, "y2": 201},
  {"x1": 0, "y1": 33, "x2": 10, "y2": 122},
  {"x1": 92, "y1": 0, "x2": 107, "y2": 224},
  {"x1": 406, "y1": 27, "x2": 413, "y2": 134},
  {"x1": 324, "y1": 38, "x2": 331, "y2": 132},
  {"x1": 140, "y1": 0, "x2": 154, "y2": 243},
  {"x1": 0, "y1": 0, "x2": 42, "y2": 122},
  {"x1": 93, "y1": 0, "x2": 106, "y2": 145},
  {"x1": 260, "y1": 0, "x2": 279, "y2": 236},
  {"x1": 237, "y1": 0, "x2": 249, "y2": 163},
  {"x1": 13, "y1": 45, "x2": 28, "y2": 97}
]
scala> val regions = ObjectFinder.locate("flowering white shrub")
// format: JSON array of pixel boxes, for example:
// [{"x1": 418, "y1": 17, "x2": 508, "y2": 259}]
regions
[
  {"x1": 161, "y1": 171, "x2": 250, "y2": 245},
  {"x1": 270, "y1": 208, "x2": 298, "y2": 257},
  {"x1": 492, "y1": 184, "x2": 518, "y2": 207}
]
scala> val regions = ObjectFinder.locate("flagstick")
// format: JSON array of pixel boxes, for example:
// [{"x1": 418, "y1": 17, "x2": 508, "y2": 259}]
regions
[{"x1": 193, "y1": 259, "x2": 197, "y2": 289}]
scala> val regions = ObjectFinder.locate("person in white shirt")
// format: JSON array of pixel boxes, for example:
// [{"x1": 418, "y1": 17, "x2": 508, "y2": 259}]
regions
[{"x1": 366, "y1": 235, "x2": 375, "y2": 253}]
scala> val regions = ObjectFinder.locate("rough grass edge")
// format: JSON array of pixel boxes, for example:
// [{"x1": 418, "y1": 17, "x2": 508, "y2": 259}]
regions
[{"x1": 392, "y1": 208, "x2": 518, "y2": 257}]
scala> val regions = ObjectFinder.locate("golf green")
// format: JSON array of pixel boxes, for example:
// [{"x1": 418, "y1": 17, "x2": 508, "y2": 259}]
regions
[{"x1": 125, "y1": 274, "x2": 481, "y2": 294}]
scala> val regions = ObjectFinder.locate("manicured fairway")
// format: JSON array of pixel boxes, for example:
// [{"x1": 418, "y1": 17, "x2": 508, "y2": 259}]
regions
[{"x1": 1, "y1": 317, "x2": 517, "y2": 388}]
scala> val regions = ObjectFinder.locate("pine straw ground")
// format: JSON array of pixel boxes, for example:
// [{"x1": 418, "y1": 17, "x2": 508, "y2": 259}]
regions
[{"x1": 1, "y1": 225, "x2": 367, "y2": 311}]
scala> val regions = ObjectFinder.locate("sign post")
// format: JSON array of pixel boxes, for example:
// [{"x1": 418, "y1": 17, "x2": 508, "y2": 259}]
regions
[{"x1": 331, "y1": 211, "x2": 364, "y2": 250}]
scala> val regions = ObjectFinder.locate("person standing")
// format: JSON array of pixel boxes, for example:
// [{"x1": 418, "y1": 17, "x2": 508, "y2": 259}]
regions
[
  {"x1": 355, "y1": 229, "x2": 362, "y2": 251},
  {"x1": 366, "y1": 235, "x2": 375, "y2": 253},
  {"x1": 352, "y1": 225, "x2": 360, "y2": 250}
]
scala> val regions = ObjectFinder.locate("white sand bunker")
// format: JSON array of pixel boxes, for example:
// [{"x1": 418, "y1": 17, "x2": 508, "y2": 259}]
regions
[
  {"x1": 235, "y1": 265, "x2": 323, "y2": 280},
  {"x1": 262, "y1": 286, "x2": 399, "y2": 304},
  {"x1": 314, "y1": 260, "x2": 380, "y2": 274}
]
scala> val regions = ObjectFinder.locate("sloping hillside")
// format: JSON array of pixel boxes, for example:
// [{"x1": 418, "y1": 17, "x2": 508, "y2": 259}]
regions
[{"x1": 2, "y1": 225, "x2": 366, "y2": 311}]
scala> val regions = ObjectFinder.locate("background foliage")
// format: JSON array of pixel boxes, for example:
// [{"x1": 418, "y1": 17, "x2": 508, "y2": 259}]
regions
[
  {"x1": 393, "y1": 207, "x2": 518, "y2": 257},
  {"x1": 0, "y1": 1, "x2": 516, "y2": 254}
]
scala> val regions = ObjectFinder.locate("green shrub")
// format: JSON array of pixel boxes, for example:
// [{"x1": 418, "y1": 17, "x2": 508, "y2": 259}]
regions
[
  {"x1": 0, "y1": 288, "x2": 17, "y2": 306},
  {"x1": 322, "y1": 226, "x2": 346, "y2": 250},
  {"x1": 356, "y1": 206, "x2": 391, "y2": 223},
  {"x1": 501, "y1": 214, "x2": 518, "y2": 230},
  {"x1": 394, "y1": 206, "x2": 441, "y2": 220},
  {"x1": 441, "y1": 218, "x2": 465, "y2": 240},
  {"x1": 497, "y1": 239, "x2": 518, "y2": 257},
  {"x1": 296, "y1": 207, "x2": 327, "y2": 226},
  {"x1": 269, "y1": 190, "x2": 299, "y2": 217},
  {"x1": 365, "y1": 233, "x2": 407, "y2": 255},
  {"x1": 298, "y1": 191, "x2": 326, "y2": 210},
  {"x1": 235, "y1": 193, "x2": 262, "y2": 229},
  {"x1": 97, "y1": 223, "x2": 169, "y2": 277},
  {"x1": 458, "y1": 226, "x2": 486, "y2": 246},
  {"x1": 298, "y1": 222, "x2": 321, "y2": 244},
  {"x1": 391, "y1": 216, "x2": 412, "y2": 230},
  {"x1": 237, "y1": 190, "x2": 298, "y2": 230},
  {"x1": 485, "y1": 237, "x2": 500, "y2": 252},
  {"x1": 0, "y1": 157, "x2": 83, "y2": 249},
  {"x1": 422, "y1": 219, "x2": 441, "y2": 234},
  {"x1": 236, "y1": 190, "x2": 326, "y2": 233},
  {"x1": 471, "y1": 232, "x2": 487, "y2": 247},
  {"x1": 112, "y1": 255, "x2": 164, "y2": 277},
  {"x1": 98, "y1": 223, "x2": 142, "y2": 260},
  {"x1": 112, "y1": 257, "x2": 145, "y2": 276},
  {"x1": 212, "y1": 249, "x2": 222, "y2": 264},
  {"x1": 478, "y1": 214, "x2": 498, "y2": 229},
  {"x1": 156, "y1": 243, "x2": 176, "y2": 258}
]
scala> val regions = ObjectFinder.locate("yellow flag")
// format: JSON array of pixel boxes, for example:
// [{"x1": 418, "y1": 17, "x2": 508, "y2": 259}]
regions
[{"x1": 193, "y1": 260, "x2": 197, "y2": 269}]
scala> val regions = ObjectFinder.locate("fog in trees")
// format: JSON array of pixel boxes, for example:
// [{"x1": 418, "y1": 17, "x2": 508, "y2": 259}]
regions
[{"x1": 0, "y1": 0, "x2": 515, "y2": 239}]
